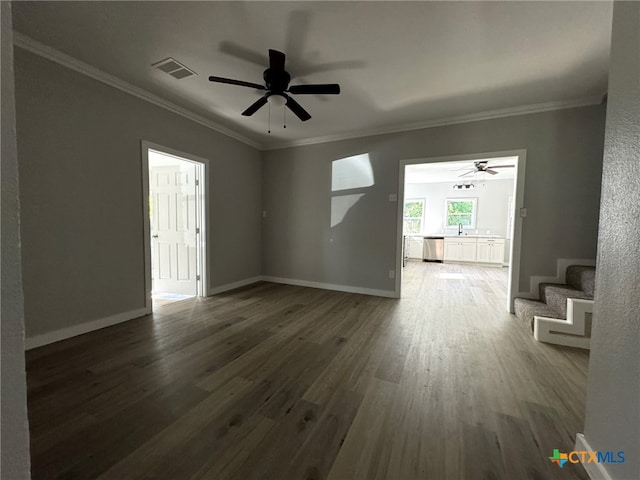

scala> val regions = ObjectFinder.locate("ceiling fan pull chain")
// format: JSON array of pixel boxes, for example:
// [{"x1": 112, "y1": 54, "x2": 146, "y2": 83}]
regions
[
  {"x1": 284, "y1": 106, "x2": 287, "y2": 129},
  {"x1": 268, "y1": 103, "x2": 271, "y2": 134}
]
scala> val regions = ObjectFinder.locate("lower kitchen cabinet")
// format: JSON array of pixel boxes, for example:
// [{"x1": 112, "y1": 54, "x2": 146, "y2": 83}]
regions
[
  {"x1": 444, "y1": 237, "x2": 505, "y2": 264},
  {"x1": 444, "y1": 238, "x2": 477, "y2": 262},
  {"x1": 405, "y1": 236, "x2": 424, "y2": 259},
  {"x1": 476, "y1": 238, "x2": 505, "y2": 264}
]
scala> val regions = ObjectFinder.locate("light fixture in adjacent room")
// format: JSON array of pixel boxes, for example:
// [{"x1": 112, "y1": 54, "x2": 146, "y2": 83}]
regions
[{"x1": 453, "y1": 182, "x2": 475, "y2": 190}]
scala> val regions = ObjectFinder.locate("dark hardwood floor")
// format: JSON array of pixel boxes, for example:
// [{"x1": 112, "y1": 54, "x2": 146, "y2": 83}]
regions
[{"x1": 26, "y1": 262, "x2": 589, "y2": 479}]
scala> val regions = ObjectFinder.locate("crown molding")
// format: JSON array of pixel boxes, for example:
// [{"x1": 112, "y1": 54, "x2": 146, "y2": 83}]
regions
[
  {"x1": 13, "y1": 32, "x2": 262, "y2": 150},
  {"x1": 13, "y1": 33, "x2": 605, "y2": 154},
  {"x1": 263, "y1": 95, "x2": 605, "y2": 150}
]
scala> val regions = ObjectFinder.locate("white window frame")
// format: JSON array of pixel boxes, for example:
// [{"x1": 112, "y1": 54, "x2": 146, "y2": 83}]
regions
[
  {"x1": 445, "y1": 197, "x2": 477, "y2": 229},
  {"x1": 403, "y1": 198, "x2": 425, "y2": 234}
]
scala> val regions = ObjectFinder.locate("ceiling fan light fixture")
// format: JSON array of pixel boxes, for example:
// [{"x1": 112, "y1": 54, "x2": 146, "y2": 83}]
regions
[
  {"x1": 267, "y1": 93, "x2": 287, "y2": 108},
  {"x1": 209, "y1": 49, "x2": 340, "y2": 123},
  {"x1": 453, "y1": 182, "x2": 475, "y2": 190}
]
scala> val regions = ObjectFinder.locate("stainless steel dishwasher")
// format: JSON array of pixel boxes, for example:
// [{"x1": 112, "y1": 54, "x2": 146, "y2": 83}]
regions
[{"x1": 422, "y1": 236, "x2": 444, "y2": 262}]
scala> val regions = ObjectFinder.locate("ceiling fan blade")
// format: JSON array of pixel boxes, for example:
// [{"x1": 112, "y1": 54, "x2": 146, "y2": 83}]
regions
[
  {"x1": 288, "y1": 84, "x2": 341, "y2": 95},
  {"x1": 459, "y1": 171, "x2": 475, "y2": 177},
  {"x1": 285, "y1": 95, "x2": 311, "y2": 121},
  {"x1": 241, "y1": 96, "x2": 268, "y2": 116},
  {"x1": 453, "y1": 164, "x2": 473, "y2": 171},
  {"x1": 269, "y1": 49, "x2": 286, "y2": 71},
  {"x1": 489, "y1": 165, "x2": 515, "y2": 168},
  {"x1": 209, "y1": 76, "x2": 265, "y2": 90},
  {"x1": 485, "y1": 169, "x2": 499, "y2": 175}
]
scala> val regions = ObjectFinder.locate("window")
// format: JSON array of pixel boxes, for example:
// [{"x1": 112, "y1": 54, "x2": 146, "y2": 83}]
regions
[
  {"x1": 404, "y1": 199, "x2": 424, "y2": 234},
  {"x1": 445, "y1": 198, "x2": 477, "y2": 228}
]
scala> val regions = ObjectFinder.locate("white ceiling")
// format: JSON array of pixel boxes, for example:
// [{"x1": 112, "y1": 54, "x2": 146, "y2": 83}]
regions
[
  {"x1": 405, "y1": 156, "x2": 517, "y2": 184},
  {"x1": 12, "y1": 1, "x2": 612, "y2": 150}
]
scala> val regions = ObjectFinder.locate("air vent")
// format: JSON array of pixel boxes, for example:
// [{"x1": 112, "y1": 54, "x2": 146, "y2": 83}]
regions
[{"x1": 152, "y1": 57, "x2": 197, "y2": 79}]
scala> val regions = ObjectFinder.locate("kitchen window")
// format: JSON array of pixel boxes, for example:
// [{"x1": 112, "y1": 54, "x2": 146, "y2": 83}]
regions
[
  {"x1": 445, "y1": 198, "x2": 477, "y2": 228},
  {"x1": 403, "y1": 199, "x2": 424, "y2": 234}
]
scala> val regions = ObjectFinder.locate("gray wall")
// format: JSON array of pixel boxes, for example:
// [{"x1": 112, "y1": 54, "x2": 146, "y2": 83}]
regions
[
  {"x1": 263, "y1": 105, "x2": 605, "y2": 293},
  {"x1": 584, "y1": 2, "x2": 640, "y2": 479},
  {"x1": 0, "y1": 3, "x2": 31, "y2": 478},
  {"x1": 15, "y1": 49, "x2": 262, "y2": 338}
]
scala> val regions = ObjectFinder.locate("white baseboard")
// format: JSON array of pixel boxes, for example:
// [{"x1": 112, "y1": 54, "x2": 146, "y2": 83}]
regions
[
  {"x1": 575, "y1": 433, "x2": 613, "y2": 480},
  {"x1": 262, "y1": 275, "x2": 398, "y2": 298},
  {"x1": 207, "y1": 276, "x2": 263, "y2": 296},
  {"x1": 514, "y1": 290, "x2": 539, "y2": 300},
  {"x1": 25, "y1": 307, "x2": 151, "y2": 350},
  {"x1": 24, "y1": 274, "x2": 395, "y2": 350}
]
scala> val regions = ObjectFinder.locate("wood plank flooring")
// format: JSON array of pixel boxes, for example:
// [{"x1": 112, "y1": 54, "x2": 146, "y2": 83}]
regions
[{"x1": 26, "y1": 262, "x2": 589, "y2": 479}]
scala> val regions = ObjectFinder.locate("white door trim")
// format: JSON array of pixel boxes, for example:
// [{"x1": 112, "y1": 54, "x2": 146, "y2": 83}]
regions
[
  {"x1": 395, "y1": 149, "x2": 527, "y2": 312},
  {"x1": 140, "y1": 140, "x2": 211, "y2": 310}
]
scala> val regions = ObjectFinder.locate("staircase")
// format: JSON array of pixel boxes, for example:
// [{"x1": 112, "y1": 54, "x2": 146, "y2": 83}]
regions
[{"x1": 514, "y1": 265, "x2": 595, "y2": 349}]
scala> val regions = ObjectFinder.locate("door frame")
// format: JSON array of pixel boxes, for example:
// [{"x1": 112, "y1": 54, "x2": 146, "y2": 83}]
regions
[
  {"x1": 141, "y1": 140, "x2": 210, "y2": 310},
  {"x1": 395, "y1": 149, "x2": 527, "y2": 312}
]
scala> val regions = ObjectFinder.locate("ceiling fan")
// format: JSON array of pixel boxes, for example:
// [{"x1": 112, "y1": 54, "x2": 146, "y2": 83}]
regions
[
  {"x1": 459, "y1": 161, "x2": 515, "y2": 177},
  {"x1": 208, "y1": 49, "x2": 340, "y2": 122}
]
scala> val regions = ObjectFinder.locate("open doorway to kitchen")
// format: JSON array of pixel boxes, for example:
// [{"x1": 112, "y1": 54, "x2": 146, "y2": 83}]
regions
[
  {"x1": 396, "y1": 150, "x2": 526, "y2": 312},
  {"x1": 141, "y1": 141, "x2": 209, "y2": 310}
]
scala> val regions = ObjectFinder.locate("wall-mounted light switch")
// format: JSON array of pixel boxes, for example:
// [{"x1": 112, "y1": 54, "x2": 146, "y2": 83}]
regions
[{"x1": 388, "y1": 193, "x2": 398, "y2": 202}]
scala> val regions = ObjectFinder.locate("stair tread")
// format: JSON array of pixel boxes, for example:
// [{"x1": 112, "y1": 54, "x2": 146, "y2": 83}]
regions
[
  {"x1": 516, "y1": 264, "x2": 596, "y2": 339},
  {"x1": 540, "y1": 283, "x2": 594, "y2": 301},
  {"x1": 514, "y1": 298, "x2": 563, "y2": 331},
  {"x1": 566, "y1": 265, "x2": 596, "y2": 296},
  {"x1": 515, "y1": 298, "x2": 562, "y2": 316}
]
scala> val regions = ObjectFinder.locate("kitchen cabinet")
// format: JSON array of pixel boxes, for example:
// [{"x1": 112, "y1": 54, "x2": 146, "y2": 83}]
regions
[
  {"x1": 476, "y1": 238, "x2": 505, "y2": 264},
  {"x1": 444, "y1": 238, "x2": 477, "y2": 262},
  {"x1": 406, "y1": 236, "x2": 424, "y2": 259},
  {"x1": 444, "y1": 236, "x2": 505, "y2": 264}
]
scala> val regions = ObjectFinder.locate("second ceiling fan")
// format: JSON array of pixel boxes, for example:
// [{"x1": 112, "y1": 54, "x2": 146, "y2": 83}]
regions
[
  {"x1": 459, "y1": 161, "x2": 514, "y2": 177},
  {"x1": 209, "y1": 49, "x2": 340, "y2": 122}
]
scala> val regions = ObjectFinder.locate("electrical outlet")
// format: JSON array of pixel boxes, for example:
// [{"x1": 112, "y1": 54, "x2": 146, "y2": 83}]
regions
[
  {"x1": 520, "y1": 207, "x2": 527, "y2": 217},
  {"x1": 262, "y1": 210, "x2": 267, "y2": 218},
  {"x1": 388, "y1": 270, "x2": 395, "y2": 279}
]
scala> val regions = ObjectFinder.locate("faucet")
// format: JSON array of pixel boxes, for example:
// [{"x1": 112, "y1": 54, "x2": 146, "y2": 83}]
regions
[{"x1": 458, "y1": 223, "x2": 463, "y2": 236}]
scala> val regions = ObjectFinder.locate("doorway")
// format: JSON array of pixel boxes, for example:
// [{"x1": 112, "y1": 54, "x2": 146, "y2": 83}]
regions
[
  {"x1": 141, "y1": 141, "x2": 209, "y2": 310},
  {"x1": 395, "y1": 150, "x2": 526, "y2": 312}
]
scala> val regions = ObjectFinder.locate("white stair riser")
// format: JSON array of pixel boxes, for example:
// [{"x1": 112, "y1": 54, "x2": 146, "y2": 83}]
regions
[{"x1": 533, "y1": 298, "x2": 593, "y2": 349}]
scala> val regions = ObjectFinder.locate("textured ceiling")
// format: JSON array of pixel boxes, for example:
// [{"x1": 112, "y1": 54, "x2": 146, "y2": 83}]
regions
[{"x1": 12, "y1": 1, "x2": 612, "y2": 149}]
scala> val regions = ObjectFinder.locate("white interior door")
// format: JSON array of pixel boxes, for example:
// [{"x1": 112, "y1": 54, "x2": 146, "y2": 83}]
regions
[{"x1": 150, "y1": 162, "x2": 198, "y2": 295}]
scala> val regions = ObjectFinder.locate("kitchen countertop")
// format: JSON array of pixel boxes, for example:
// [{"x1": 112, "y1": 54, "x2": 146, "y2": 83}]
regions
[
  {"x1": 444, "y1": 234, "x2": 504, "y2": 238},
  {"x1": 405, "y1": 234, "x2": 505, "y2": 239}
]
